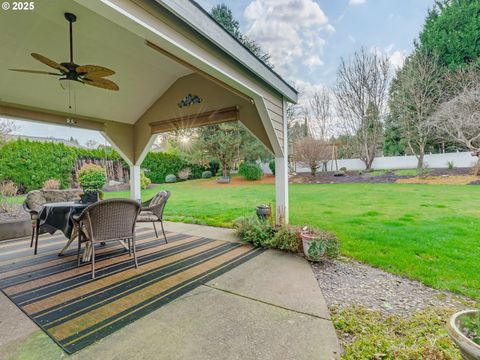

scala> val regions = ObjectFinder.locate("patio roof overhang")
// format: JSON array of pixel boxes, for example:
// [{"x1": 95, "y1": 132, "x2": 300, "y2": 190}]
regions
[{"x1": 0, "y1": 0, "x2": 294, "y2": 223}]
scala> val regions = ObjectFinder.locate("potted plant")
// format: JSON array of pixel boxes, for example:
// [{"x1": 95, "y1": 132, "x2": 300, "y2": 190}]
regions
[
  {"x1": 447, "y1": 309, "x2": 480, "y2": 360},
  {"x1": 300, "y1": 227, "x2": 339, "y2": 262},
  {"x1": 256, "y1": 204, "x2": 271, "y2": 220},
  {"x1": 77, "y1": 164, "x2": 106, "y2": 204}
]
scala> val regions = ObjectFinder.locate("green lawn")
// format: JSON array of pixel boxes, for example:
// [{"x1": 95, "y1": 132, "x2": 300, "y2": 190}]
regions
[{"x1": 106, "y1": 179, "x2": 479, "y2": 299}]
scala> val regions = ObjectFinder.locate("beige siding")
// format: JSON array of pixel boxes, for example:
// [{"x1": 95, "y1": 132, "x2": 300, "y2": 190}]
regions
[{"x1": 264, "y1": 95, "x2": 284, "y2": 151}]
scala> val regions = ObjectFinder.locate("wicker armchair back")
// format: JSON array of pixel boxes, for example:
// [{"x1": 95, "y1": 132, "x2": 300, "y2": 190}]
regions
[
  {"x1": 79, "y1": 199, "x2": 140, "y2": 242},
  {"x1": 148, "y1": 190, "x2": 171, "y2": 219}
]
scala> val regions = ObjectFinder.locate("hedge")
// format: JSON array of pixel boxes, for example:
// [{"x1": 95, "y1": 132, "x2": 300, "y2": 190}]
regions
[
  {"x1": 141, "y1": 152, "x2": 186, "y2": 184},
  {"x1": 0, "y1": 140, "x2": 123, "y2": 193},
  {"x1": 0, "y1": 140, "x2": 77, "y2": 192}
]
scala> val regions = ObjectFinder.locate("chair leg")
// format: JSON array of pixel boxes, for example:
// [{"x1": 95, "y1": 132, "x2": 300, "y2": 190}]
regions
[
  {"x1": 34, "y1": 220, "x2": 40, "y2": 255},
  {"x1": 160, "y1": 221, "x2": 167, "y2": 244},
  {"x1": 30, "y1": 222, "x2": 35, "y2": 248},
  {"x1": 128, "y1": 238, "x2": 132, "y2": 256},
  {"x1": 152, "y1": 222, "x2": 158, "y2": 238},
  {"x1": 132, "y1": 236, "x2": 138, "y2": 268},
  {"x1": 91, "y1": 242, "x2": 96, "y2": 279},
  {"x1": 77, "y1": 232, "x2": 82, "y2": 268}
]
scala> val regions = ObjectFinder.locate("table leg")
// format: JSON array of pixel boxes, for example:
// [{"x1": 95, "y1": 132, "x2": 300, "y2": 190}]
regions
[{"x1": 59, "y1": 236, "x2": 76, "y2": 256}]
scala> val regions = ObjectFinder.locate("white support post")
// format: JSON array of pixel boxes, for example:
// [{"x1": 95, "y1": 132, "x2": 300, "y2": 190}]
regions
[
  {"x1": 130, "y1": 165, "x2": 141, "y2": 201},
  {"x1": 275, "y1": 97, "x2": 289, "y2": 225}
]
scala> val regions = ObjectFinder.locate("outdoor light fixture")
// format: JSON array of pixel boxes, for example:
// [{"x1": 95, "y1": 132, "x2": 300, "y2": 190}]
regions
[{"x1": 59, "y1": 78, "x2": 84, "y2": 91}]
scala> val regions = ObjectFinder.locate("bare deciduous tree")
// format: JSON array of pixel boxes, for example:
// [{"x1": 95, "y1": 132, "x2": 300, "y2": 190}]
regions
[
  {"x1": 306, "y1": 88, "x2": 332, "y2": 140},
  {"x1": 0, "y1": 119, "x2": 15, "y2": 144},
  {"x1": 293, "y1": 137, "x2": 332, "y2": 176},
  {"x1": 389, "y1": 52, "x2": 443, "y2": 169},
  {"x1": 431, "y1": 67, "x2": 480, "y2": 174},
  {"x1": 334, "y1": 47, "x2": 390, "y2": 169}
]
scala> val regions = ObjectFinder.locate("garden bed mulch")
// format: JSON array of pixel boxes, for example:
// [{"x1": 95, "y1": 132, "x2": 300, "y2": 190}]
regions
[
  {"x1": 202, "y1": 174, "x2": 275, "y2": 187},
  {"x1": 313, "y1": 257, "x2": 474, "y2": 315},
  {"x1": 313, "y1": 257, "x2": 476, "y2": 359},
  {"x1": 291, "y1": 168, "x2": 478, "y2": 185}
]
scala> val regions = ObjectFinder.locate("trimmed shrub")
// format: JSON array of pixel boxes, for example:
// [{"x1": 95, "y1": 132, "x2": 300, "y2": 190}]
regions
[
  {"x1": 188, "y1": 164, "x2": 207, "y2": 179},
  {"x1": 202, "y1": 171, "x2": 212, "y2": 179},
  {"x1": 240, "y1": 163, "x2": 263, "y2": 181},
  {"x1": 140, "y1": 170, "x2": 151, "y2": 189},
  {"x1": 165, "y1": 174, "x2": 177, "y2": 183},
  {"x1": 142, "y1": 152, "x2": 186, "y2": 184},
  {"x1": 209, "y1": 159, "x2": 220, "y2": 175},
  {"x1": 234, "y1": 216, "x2": 275, "y2": 247},
  {"x1": 269, "y1": 159, "x2": 275, "y2": 175},
  {"x1": 178, "y1": 168, "x2": 191, "y2": 181},
  {"x1": 78, "y1": 164, "x2": 107, "y2": 190},
  {"x1": 42, "y1": 178, "x2": 61, "y2": 190}
]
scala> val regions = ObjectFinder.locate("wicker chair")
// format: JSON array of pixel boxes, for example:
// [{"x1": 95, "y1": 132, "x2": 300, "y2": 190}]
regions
[
  {"x1": 23, "y1": 189, "x2": 82, "y2": 254},
  {"x1": 73, "y1": 199, "x2": 141, "y2": 279},
  {"x1": 137, "y1": 190, "x2": 171, "y2": 243}
]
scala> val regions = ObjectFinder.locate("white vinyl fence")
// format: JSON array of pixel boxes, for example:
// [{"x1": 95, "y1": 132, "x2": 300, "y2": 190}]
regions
[{"x1": 293, "y1": 151, "x2": 478, "y2": 173}]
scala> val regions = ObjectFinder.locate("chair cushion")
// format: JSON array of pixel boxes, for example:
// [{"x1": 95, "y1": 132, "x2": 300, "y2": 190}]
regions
[
  {"x1": 137, "y1": 211, "x2": 158, "y2": 222},
  {"x1": 26, "y1": 191, "x2": 46, "y2": 212},
  {"x1": 43, "y1": 189, "x2": 82, "y2": 203}
]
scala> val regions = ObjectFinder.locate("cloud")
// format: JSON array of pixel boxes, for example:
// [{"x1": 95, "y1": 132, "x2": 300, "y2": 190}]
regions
[
  {"x1": 244, "y1": 0, "x2": 333, "y2": 76},
  {"x1": 349, "y1": 0, "x2": 366, "y2": 5},
  {"x1": 371, "y1": 44, "x2": 407, "y2": 70}
]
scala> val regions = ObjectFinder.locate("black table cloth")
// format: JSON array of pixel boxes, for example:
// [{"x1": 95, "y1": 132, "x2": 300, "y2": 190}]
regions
[{"x1": 38, "y1": 202, "x2": 88, "y2": 239}]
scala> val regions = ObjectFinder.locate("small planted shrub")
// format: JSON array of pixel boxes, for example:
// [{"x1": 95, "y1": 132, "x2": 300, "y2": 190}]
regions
[
  {"x1": 234, "y1": 216, "x2": 275, "y2": 247},
  {"x1": 447, "y1": 161, "x2": 455, "y2": 170},
  {"x1": 239, "y1": 163, "x2": 263, "y2": 181},
  {"x1": 42, "y1": 178, "x2": 61, "y2": 190},
  {"x1": 339, "y1": 167, "x2": 347, "y2": 171},
  {"x1": 165, "y1": 174, "x2": 177, "y2": 183},
  {"x1": 267, "y1": 226, "x2": 300, "y2": 252},
  {"x1": 0, "y1": 180, "x2": 19, "y2": 216},
  {"x1": 202, "y1": 170, "x2": 212, "y2": 179},
  {"x1": 77, "y1": 164, "x2": 106, "y2": 191},
  {"x1": 140, "y1": 170, "x2": 151, "y2": 189},
  {"x1": 301, "y1": 227, "x2": 340, "y2": 262},
  {"x1": 178, "y1": 167, "x2": 191, "y2": 181},
  {"x1": 269, "y1": 159, "x2": 275, "y2": 175}
]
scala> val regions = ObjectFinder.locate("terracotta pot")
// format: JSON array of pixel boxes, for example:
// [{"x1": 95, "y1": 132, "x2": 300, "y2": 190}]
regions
[{"x1": 446, "y1": 310, "x2": 480, "y2": 360}]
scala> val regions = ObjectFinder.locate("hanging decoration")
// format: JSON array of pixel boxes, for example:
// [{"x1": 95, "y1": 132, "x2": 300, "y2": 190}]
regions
[{"x1": 178, "y1": 93, "x2": 202, "y2": 108}]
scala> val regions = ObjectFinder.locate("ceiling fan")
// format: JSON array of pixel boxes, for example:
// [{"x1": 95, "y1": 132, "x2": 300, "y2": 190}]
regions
[{"x1": 9, "y1": 12, "x2": 119, "y2": 91}]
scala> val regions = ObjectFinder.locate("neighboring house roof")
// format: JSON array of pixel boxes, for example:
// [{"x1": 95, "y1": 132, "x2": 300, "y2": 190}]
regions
[
  {"x1": 154, "y1": 0, "x2": 298, "y2": 103},
  {"x1": 5, "y1": 134, "x2": 84, "y2": 148}
]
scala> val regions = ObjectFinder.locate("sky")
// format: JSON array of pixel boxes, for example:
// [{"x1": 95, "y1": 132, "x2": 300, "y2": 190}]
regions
[{"x1": 7, "y1": 0, "x2": 434, "y2": 146}]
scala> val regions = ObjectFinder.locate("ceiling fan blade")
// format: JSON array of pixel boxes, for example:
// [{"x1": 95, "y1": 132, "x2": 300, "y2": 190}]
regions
[
  {"x1": 31, "y1": 53, "x2": 69, "y2": 73},
  {"x1": 76, "y1": 65, "x2": 115, "y2": 77},
  {"x1": 84, "y1": 77, "x2": 119, "y2": 91},
  {"x1": 9, "y1": 69, "x2": 61, "y2": 76}
]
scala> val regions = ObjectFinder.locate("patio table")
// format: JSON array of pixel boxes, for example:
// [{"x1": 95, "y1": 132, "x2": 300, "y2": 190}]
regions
[{"x1": 38, "y1": 202, "x2": 88, "y2": 256}]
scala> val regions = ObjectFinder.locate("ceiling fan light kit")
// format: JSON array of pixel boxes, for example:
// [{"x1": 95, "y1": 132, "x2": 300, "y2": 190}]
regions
[{"x1": 9, "y1": 12, "x2": 119, "y2": 91}]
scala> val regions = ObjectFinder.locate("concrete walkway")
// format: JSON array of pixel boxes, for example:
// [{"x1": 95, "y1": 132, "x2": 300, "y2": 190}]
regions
[{"x1": 0, "y1": 222, "x2": 341, "y2": 360}]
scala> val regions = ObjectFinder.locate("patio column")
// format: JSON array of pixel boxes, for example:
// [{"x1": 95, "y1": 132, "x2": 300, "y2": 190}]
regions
[
  {"x1": 275, "y1": 98, "x2": 289, "y2": 225},
  {"x1": 130, "y1": 165, "x2": 141, "y2": 201}
]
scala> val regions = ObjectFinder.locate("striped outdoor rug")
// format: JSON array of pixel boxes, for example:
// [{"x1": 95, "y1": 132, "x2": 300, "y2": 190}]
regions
[{"x1": 0, "y1": 228, "x2": 263, "y2": 353}]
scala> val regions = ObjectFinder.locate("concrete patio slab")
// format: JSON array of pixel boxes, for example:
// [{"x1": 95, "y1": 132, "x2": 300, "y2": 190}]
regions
[
  {"x1": 206, "y1": 250, "x2": 332, "y2": 320},
  {"x1": 0, "y1": 224, "x2": 341, "y2": 360}
]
